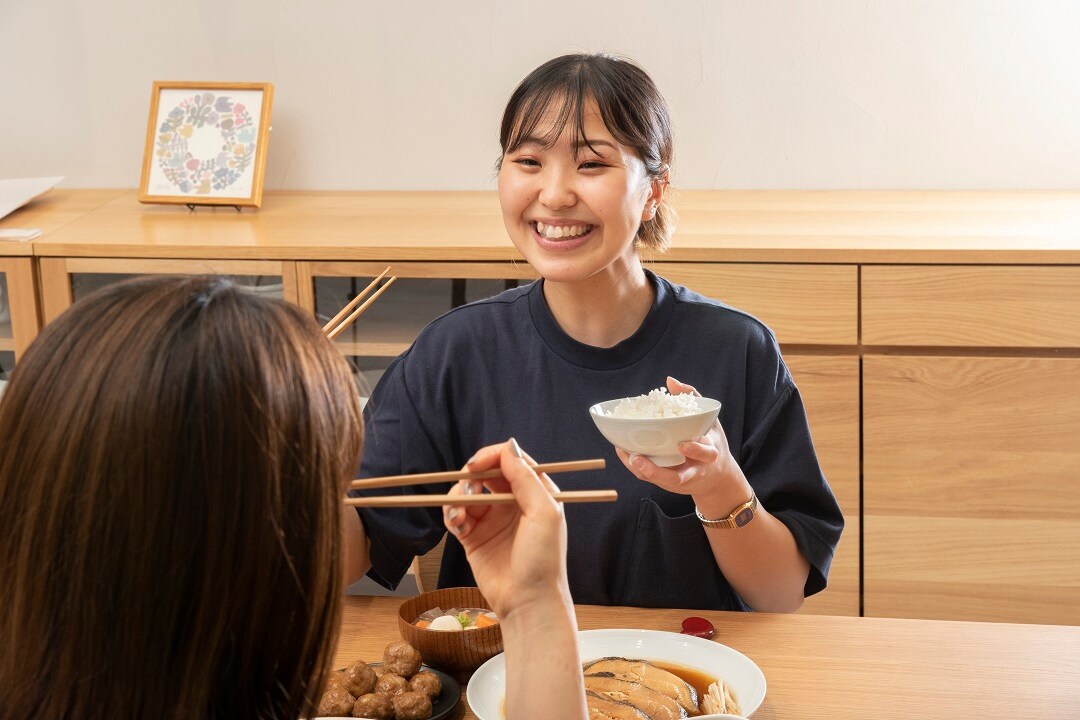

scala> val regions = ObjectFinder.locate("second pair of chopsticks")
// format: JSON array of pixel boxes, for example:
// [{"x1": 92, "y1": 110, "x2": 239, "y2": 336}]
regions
[
  {"x1": 323, "y1": 266, "x2": 398, "y2": 340},
  {"x1": 345, "y1": 458, "x2": 617, "y2": 507}
]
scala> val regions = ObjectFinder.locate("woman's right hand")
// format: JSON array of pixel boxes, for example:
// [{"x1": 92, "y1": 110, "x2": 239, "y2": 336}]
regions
[{"x1": 442, "y1": 438, "x2": 570, "y2": 621}]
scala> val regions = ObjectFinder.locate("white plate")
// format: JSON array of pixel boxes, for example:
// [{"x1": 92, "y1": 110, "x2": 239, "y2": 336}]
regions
[{"x1": 467, "y1": 628, "x2": 766, "y2": 719}]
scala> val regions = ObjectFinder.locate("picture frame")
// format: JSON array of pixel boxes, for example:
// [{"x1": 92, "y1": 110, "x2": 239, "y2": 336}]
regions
[{"x1": 139, "y1": 81, "x2": 274, "y2": 207}]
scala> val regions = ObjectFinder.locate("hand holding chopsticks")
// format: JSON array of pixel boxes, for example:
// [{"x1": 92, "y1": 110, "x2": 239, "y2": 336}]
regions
[
  {"x1": 344, "y1": 458, "x2": 616, "y2": 507},
  {"x1": 323, "y1": 266, "x2": 397, "y2": 340}
]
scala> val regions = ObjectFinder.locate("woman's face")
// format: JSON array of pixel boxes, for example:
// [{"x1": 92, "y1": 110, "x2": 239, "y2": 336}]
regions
[{"x1": 498, "y1": 99, "x2": 662, "y2": 284}]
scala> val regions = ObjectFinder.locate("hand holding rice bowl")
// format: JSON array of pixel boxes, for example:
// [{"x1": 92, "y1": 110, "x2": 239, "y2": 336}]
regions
[{"x1": 590, "y1": 389, "x2": 722, "y2": 467}]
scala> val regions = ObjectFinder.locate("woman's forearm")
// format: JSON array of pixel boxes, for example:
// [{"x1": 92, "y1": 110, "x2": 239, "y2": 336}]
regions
[
  {"x1": 693, "y1": 471, "x2": 810, "y2": 613},
  {"x1": 342, "y1": 507, "x2": 372, "y2": 586},
  {"x1": 701, "y1": 505, "x2": 810, "y2": 612},
  {"x1": 501, "y1": 588, "x2": 587, "y2": 720}
]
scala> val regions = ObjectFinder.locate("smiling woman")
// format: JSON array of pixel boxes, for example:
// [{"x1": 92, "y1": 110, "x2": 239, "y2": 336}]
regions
[{"x1": 350, "y1": 53, "x2": 843, "y2": 629}]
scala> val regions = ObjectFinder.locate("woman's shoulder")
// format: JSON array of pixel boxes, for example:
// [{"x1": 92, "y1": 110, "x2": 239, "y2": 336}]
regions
[
  {"x1": 430, "y1": 282, "x2": 531, "y2": 330},
  {"x1": 402, "y1": 282, "x2": 535, "y2": 358},
  {"x1": 657, "y1": 274, "x2": 779, "y2": 348}
]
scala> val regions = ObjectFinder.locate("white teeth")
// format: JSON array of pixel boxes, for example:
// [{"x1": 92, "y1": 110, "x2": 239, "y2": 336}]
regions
[{"x1": 535, "y1": 221, "x2": 592, "y2": 239}]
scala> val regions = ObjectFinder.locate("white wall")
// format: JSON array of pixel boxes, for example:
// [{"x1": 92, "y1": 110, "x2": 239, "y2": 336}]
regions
[{"x1": 3, "y1": 0, "x2": 1079, "y2": 190}]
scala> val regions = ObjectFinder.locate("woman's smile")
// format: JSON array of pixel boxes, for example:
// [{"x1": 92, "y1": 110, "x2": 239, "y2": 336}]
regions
[{"x1": 530, "y1": 219, "x2": 598, "y2": 252}]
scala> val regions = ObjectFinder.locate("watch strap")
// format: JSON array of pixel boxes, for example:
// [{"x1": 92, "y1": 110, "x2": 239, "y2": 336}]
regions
[{"x1": 695, "y1": 491, "x2": 758, "y2": 529}]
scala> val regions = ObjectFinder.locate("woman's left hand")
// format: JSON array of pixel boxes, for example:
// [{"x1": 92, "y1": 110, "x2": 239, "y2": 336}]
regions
[{"x1": 614, "y1": 376, "x2": 752, "y2": 512}]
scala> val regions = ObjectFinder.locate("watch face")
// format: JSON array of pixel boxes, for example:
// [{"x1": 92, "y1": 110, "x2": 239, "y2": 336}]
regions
[{"x1": 734, "y1": 508, "x2": 755, "y2": 527}]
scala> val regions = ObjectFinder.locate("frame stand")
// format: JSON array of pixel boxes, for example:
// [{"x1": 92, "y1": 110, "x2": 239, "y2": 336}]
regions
[{"x1": 186, "y1": 204, "x2": 243, "y2": 213}]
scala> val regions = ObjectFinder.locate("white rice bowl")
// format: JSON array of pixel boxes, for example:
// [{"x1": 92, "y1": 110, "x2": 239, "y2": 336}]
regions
[{"x1": 590, "y1": 391, "x2": 721, "y2": 467}]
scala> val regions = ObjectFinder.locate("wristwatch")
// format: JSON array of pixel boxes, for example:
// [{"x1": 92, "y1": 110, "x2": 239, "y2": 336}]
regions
[{"x1": 695, "y1": 492, "x2": 758, "y2": 529}]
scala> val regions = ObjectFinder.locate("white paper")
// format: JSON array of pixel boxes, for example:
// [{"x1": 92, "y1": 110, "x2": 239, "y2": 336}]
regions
[
  {"x1": 0, "y1": 229, "x2": 42, "y2": 241},
  {"x1": 0, "y1": 176, "x2": 63, "y2": 222}
]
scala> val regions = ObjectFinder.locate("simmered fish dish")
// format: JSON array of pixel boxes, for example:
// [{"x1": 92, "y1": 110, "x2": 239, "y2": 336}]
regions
[{"x1": 582, "y1": 657, "x2": 739, "y2": 719}]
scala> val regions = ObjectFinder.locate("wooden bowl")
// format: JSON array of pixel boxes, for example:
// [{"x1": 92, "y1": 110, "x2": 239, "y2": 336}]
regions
[{"x1": 397, "y1": 587, "x2": 503, "y2": 674}]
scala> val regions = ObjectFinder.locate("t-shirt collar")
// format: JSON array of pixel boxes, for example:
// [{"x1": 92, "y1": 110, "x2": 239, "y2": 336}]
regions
[{"x1": 527, "y1": 268, "x2": 675, "y2": 371}]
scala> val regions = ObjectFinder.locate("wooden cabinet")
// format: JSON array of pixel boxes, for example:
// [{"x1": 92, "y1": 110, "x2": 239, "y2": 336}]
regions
[{"x1": 16, "y1": 189, "x2": 1080, "y2": 624}]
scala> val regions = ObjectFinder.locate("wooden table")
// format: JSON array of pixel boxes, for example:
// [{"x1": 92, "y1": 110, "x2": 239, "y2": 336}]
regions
[{"x1": 335, "y1": 596, "x2": 1080, "y2": 719}]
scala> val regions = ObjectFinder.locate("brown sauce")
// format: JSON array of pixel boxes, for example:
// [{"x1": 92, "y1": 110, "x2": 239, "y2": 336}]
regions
[{"x1": 649, "y1": 660, "x2": 719, "y2": 705}]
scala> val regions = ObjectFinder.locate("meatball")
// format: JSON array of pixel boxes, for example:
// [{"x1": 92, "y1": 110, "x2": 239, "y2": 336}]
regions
[
  {"x1": 325, "y1": 670, "x2": 347, "y2": 690},
  {"x1": 343, "y1": 660, "x2": 377, "y2": 697},
  {"x1": 351, "y1": 692, "x2": 394, "y2": 719},
  {"x1": 392, "y1": 690, "x2": 434, "y2": 720},
  {"x1": 383, "y1": 640, "x2": 423, "y2": 677},
  {"x1": 316, "y1": 685, "x2": 355, "y2": 717},
  {"x1": 409, "y1": 670, "x2": 442, "y2": 700},
  {"x1": 374, "y1": 672, "x2": 410, "y2": 697}
]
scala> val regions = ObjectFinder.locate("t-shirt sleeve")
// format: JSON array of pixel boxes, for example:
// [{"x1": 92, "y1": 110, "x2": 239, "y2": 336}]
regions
[
  {"x1": 351, "y1": 353, "x2": 452, "y2": 591},
  {"x1": 740, "y1": 336, "x2": 845, "y2": 598}
]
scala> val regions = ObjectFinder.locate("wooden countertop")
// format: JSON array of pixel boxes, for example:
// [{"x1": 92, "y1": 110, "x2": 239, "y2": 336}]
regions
[
  {"x1": 0, "y1": 189, "x2": 126, "y2": 257},
  {"x1": 335, "y1": 595, "x2": 1080, "y2": 720},
  {"x1": 24, "y1": 189, "x2": 1080, "y2": 263}
]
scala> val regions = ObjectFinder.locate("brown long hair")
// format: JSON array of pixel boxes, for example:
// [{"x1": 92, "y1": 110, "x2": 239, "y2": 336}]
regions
[
  {"x1": 0, "y1": 276, "x2": 363, "y2": 719},
  {"x1": 499, "y1": 52, "x2": 676, "y2": 252}
]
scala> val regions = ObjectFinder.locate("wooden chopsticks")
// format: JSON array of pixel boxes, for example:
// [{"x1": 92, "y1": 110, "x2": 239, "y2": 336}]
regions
[
  {"x1": 323, "y1": 266, "x2": 397, "y2": 340},
  {"x1": 345, "y1": 458, "x2": 616, "y2": 507},
  {"x1": 349, "y1": 459, "x2": 605, "y2": 490},
  {"x1": 345, "y1": 490, "x2": 617, "y2": 508}
]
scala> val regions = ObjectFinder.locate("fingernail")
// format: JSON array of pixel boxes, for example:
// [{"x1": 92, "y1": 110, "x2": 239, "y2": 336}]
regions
[
  {"x1": 631, "y1": 454, "x2": 645, "y2": 469},
  {"x1": 508, "y1": 437, "x2": 523, "y2": 459},
  {"x1": 447, "y1": 508, "x2": 460, "y2": 521},
  {"x1": 462, "y1": 481, "x2": 475, "y2": 496},
  {"x1": 466, "y1": 453, "x2": 479, "y2": 465},
  {"x1": 448, "y1": 522, "x2": 462, "y2": 536}
]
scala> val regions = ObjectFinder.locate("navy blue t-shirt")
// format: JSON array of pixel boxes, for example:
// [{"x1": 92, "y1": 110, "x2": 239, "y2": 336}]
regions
[{"x1": 354, "y1": 271, "x2": 843, "y2": 610}]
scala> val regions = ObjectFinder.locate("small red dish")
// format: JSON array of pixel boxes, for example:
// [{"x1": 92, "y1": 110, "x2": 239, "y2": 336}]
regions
[{"x1": 680, "y1": 616, "x2": 715, "y2": 639}]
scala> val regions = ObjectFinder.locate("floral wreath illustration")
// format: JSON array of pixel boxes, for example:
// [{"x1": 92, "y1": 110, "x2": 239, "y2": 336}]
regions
[{"x1": 155, "y1": 92, "x2": 258, "y2": 194}]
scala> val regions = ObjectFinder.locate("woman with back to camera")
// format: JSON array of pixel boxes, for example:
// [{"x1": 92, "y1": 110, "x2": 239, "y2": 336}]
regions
[
  {"x1": 0, "y1": 276, "x2": 586, "y2": 719},
  {"x1": 349, "y1": 53, "x2": 843, "y2": 612}
]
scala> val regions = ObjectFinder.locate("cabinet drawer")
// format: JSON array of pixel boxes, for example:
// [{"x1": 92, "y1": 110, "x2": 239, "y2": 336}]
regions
[
  {"x1": 864, "y1": 355, "x2": 1080, "y2": 624},
  {"x1": 653, "y1": 263, "x2": 858, "y2": 345},
  {"x1": 862, "y1": 265, "x2": 1080, "y2": 347}
]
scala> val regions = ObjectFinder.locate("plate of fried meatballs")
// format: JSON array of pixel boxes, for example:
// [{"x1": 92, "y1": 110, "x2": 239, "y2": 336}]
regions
[{"x1": 316, "y1": 640, "x2": 461, "y2": 720}]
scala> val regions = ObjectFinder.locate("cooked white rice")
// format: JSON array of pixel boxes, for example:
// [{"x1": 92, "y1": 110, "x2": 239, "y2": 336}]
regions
[{"x1": 606, "y1": 388, "x2": 701, "y2": 418}]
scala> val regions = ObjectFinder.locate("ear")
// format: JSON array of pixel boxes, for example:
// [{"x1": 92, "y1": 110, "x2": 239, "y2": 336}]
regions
[{"x1": 641, "y1": 166, "x2": 670, "y2": 221}]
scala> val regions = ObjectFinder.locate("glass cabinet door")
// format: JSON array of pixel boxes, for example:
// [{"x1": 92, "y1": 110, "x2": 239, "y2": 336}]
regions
[
  {"x1": 37, "y1": 257, "x2": 297, "y2": 327},
  {"x1": 306, "y1": 263, "x2": 536, "y2": 400},
  {"x1": 71, "y1": 272, "x2": 285, "y2": 303}
]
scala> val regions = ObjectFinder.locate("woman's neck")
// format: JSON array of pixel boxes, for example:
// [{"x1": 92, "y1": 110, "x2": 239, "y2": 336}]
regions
[{"x1": 542, "y1": 258, "x2": 654, "y2": 348}]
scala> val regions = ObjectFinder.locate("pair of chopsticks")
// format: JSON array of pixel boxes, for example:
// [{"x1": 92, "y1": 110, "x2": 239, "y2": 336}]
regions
[
  {"x1": 345, "y1": 459, "x2": 617, "y2": 507},
  {"x1": 323, "y1": 266, "x2": 398, "y2": 340},
  {"x1": 325, "y1": 275, "x2": 615, "y2": 509}
]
